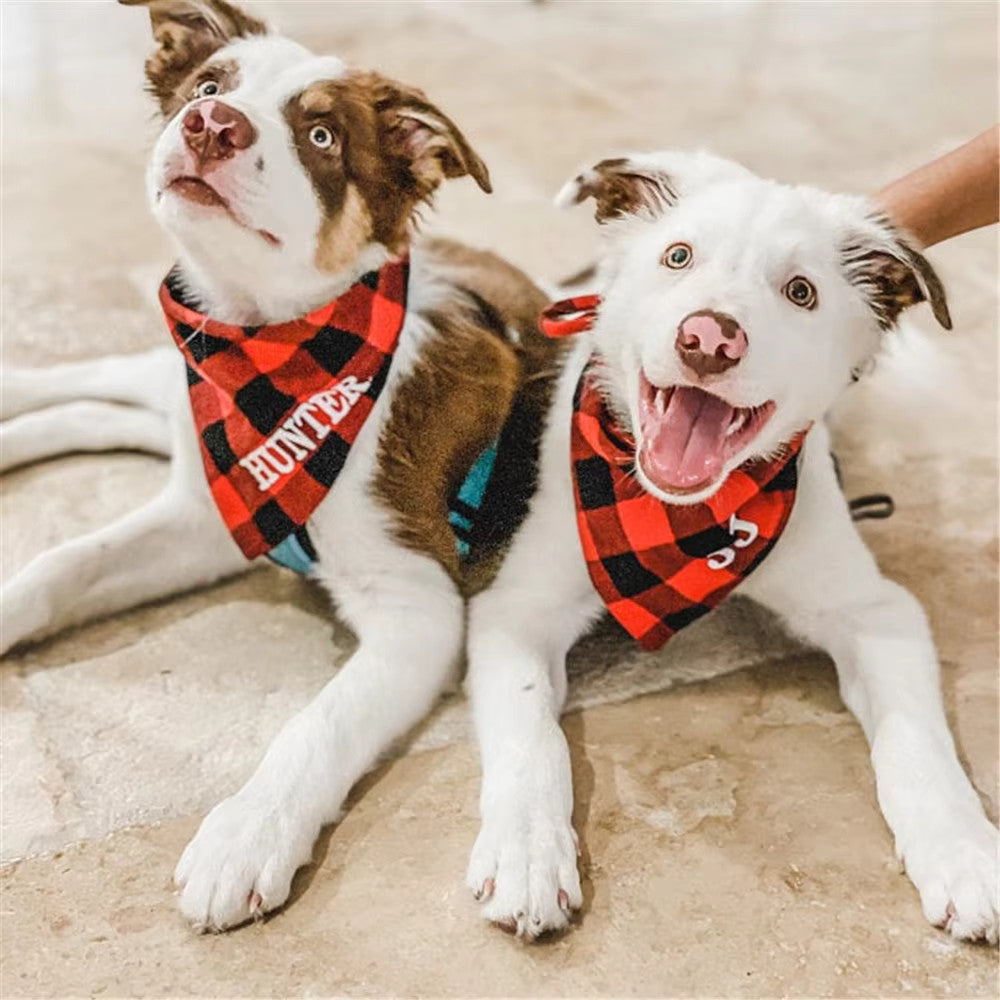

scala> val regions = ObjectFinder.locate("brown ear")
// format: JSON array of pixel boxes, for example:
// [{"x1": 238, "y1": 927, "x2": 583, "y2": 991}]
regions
[
  {"x1": 119, "y1": 0, "x2": 267, "y2": 114},
  {"x1": 356, "y1": 73, "x2": 491, "y2": 196},
  {"x1": 842, "y1": 222, "x2": 952, "y2": 331},
  {"x1": 556, "y1": 157, "x2": 677, "y2": 223}
]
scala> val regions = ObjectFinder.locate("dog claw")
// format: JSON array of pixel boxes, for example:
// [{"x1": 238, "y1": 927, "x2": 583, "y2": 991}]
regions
[
  {"x1": 558, "y1": 888, "x2": 570, "y2": 912},
  {"x1": 248, "y1": 890, "x2": 263, "y2": 916},
  {"x1": 475, "y1": 877, "x2": 495, "y2": 902}
]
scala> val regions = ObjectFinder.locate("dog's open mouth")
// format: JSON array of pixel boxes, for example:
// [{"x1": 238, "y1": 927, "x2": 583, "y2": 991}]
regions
[
  {"x1": 168, "y1": 176, "x2": 228, "y2": 208},
  {"x1": 637, "y1": 372, "x2": 775, "y2": 496},
  {"x1": 166, "y1": 177, "x2": 281, "y2": 247}
]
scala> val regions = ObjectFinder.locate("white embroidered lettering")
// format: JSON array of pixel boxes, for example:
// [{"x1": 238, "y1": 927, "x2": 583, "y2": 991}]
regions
[
  {"x1": 238, "y1": 377, "x2": 372, "y2": 491},
  {"x1": 706, "y1": 513, "x2": 760, "y2": 570},
  {"x1": 294, "y1": 401, "x2": 331, "y2": 440},
  {"x1": 339, "y1": 375, "x2": 371, "y2": 404},
  {"x1": 314, "y1": 389, "x2": 351, "y2": 425},
  {"x1": 239, "y1": 448, "x2": 281, "y2": 491},
  {"x1": 729, "y1": 513, "x2": 759, "y2": 548},
  {"x1": 274, "y1": 419, "x2": 319, "y2": 460},
  {"x1": 706, "y1": 547, "x2": 736, "y2": 570},
  {"x1": 263, "y1": 440, "x2": 295, "y2": 474}
]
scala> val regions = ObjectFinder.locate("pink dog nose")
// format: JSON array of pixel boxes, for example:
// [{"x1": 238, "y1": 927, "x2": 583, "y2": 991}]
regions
[
  {"x1": 182, "y1": 99, "x2": 257, "y2": 167},
  {"x1": 675, "y1": 310, "x2": 748, "y2": 377}
]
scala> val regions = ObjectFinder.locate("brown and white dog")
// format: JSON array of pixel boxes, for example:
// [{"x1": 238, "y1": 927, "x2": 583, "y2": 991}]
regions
[
  {"x1": 4, "y1": 0, "x2": 995, "y2": 948},
  {"x1": 0, "y1": 0, "x2": 563, "y2": 931}
]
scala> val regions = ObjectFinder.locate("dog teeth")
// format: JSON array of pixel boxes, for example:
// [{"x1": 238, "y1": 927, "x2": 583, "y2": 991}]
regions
[
  {"x1": 726, "y1": 409, "x2": 749, "y2": 437},
  {"x1": 654, "y1": 388, "x2": 667, "y2": 416}
]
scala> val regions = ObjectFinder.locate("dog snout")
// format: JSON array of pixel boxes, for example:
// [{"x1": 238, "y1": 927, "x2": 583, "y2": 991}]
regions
[
  {"x1": 182, "y1": 100, "x2": 257, "y2": 167},
  {"x1": 674, "y1": 310, "x2": 748, "y2": 377}
]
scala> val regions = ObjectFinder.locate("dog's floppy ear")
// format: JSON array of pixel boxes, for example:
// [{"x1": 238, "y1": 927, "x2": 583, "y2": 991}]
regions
[
  {"x1": 356, "y1": 73, "x2": 491, "y2": 196},
  {"x1": 556, "y1": 157, "x2": 677, "y2": 223},
  {"x1": 841, "y1": 215, "x2": 952, "y2": 331},
  {"x1": 119, "y1": 0, "x2": 267, "y2": 114}
]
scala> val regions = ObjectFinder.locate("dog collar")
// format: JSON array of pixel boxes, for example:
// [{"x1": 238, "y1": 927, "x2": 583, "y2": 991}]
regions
[
  {"x1": 539, "y1": 294, "x2": 601, "y2": 337},
  {"x1": 162, "y1": 259, "x2": 409, "y2": 564}
]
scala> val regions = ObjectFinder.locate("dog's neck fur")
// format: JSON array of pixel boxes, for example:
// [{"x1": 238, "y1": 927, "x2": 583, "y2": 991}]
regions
[{"x1": 171, "y1": 240, "x2": 393, "y2": 325}]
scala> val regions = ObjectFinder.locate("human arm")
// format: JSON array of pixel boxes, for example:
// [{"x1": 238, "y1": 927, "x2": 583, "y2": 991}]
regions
[{"x1": 874, "y1": 125, "x2": 999, "y2": 248}]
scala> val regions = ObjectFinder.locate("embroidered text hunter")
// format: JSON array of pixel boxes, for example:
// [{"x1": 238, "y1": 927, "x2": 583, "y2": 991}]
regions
[
  {"x1": 239, "y1": 376, "x2": 373, "y2": 491},
  {"x1": 161, "y1": 259, "x2": 409, "y2": 561}
]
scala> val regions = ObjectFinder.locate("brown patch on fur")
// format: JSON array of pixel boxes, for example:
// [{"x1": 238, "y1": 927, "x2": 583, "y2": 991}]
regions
[
  {"x1": 374, "y1": 312, "x2": 520, "y2": 585},
  {"x1": 842, "y1": 232, "x2": 952, "y2": 332},
  {"x1": 119, "y1": 0, "x2": 265, "y2": 115},
  {"x1": 150, "y1": 56, "x2": 240, "y2": 122},
  {"x1": 315, "y1": 188, "x2": 375, "y2": 275},
  {"x1": 283, "y1": 72, "x2": 491, "y2": 269},
  {"x1": 865, "y1": 254, "x2": 926, "y2": 325},
  {"x1": 374, "y1": 239, "x2": 568, "y2": 592},
  {"x1": 570, "y1": 158, "x2": 676, "y2": 223}
]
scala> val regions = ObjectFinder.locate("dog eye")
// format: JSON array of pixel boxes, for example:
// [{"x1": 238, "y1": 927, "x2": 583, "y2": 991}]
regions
[
  {"x1": 784, "y1": 276, "x2": 817, "y2": 309},
  {"x1": 309, "y1": 125, "x2": 336, "y2": 150},
  {"x1": 195, "y1": 80, "x2": 220, "y2": 99},
  {"x1": 662, "y1": 243, "x2": 693, "y2": 269}
]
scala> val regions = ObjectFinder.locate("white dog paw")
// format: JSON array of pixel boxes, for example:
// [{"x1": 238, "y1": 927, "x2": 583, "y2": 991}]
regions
[
  {"x1": 175, "y1": 793, "x2": 316, "y2": 932},
  {"x1": 902, "y1": 816, "x2": 999, "y2": 945},
  {"x1": 466, "y1": 797, "x2": 582, "y2": 940}
]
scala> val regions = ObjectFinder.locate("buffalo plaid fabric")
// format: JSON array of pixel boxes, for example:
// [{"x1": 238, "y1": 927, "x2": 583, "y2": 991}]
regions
[
  {"x1": 161, "y1": 259, "x2": 409, "y2": 561},
  {"x1": 570, "y1": 372, "x2": 805, "y2": 651}
]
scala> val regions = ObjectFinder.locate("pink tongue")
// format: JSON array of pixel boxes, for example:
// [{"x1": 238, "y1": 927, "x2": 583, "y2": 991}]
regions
[{"x1": 639, "y1": 386, "x2": 735, "y2": 492}]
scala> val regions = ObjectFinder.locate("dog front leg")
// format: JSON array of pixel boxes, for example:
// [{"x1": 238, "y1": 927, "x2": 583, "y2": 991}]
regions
[
  {"x1": 0, "y1": 479, "x2": 250, "y2": 655},
  {"x1": 741, "y1": 442, "x2": 998, "y2": 943},
  {"x1": 464, "y1": 477, "x2": 602, "y2": 939},
  {"x1": 175, "y1": 549, "x2": 463, "y2": 932}
]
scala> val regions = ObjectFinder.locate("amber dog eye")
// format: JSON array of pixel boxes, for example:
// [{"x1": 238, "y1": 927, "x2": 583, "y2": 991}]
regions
[
  {"x1": 309, "y1": 125, "x2": 336, "y2": 150},
  {"x1": 195, "y1": 80, "x2": 220, "y2": 98},
  {"x1": 662, "y1": 242, "x2": 693, "y2": 269},
  {"x1": 784, "y1": 276, "x2": 818, "y2": 309}
]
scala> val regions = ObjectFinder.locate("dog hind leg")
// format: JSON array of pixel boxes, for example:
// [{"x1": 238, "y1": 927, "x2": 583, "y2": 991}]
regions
[
  {"x1": 0, "y1": 470, "x2": 250, "y2": 655},
  {"x1": 1, "y1": 346, "x2": 181, "y2": 419},
  {"x1": 0, "y1": 401, "x2": 171, "y2": 472}
]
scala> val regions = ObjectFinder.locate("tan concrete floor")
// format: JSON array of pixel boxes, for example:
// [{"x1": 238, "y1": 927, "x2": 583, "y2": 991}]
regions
[{"x1": 1, "y1": 1, "x2": 998, "y2": 996}]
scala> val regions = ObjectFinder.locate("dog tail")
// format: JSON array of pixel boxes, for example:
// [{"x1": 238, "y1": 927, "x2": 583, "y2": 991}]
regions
[{"x1": 830, "y1": 318, "x2": 986, "y2": 464}]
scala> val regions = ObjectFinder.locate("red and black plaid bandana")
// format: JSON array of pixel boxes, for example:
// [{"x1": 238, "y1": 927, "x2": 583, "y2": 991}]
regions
[
  {"x1": 571, "y1": 373, "x2": 804, "y2": 650},
  {"x1": 541, "y1": 296, "x2": 804, "y2": 651},
  {"x1": 161, "y1": 259, "x2": 408, "y2": 561}
]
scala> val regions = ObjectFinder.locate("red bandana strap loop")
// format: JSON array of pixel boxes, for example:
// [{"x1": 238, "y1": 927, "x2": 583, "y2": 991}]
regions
[
  {"x1": 539, "y1": 295, "x2": 602, "y2": 338},
  {"x1": 163, "y1": 259, "x2": 409, "y2": 561},
  {"x1": 571, "y1": 371, "x2": 806, "y2": 651}
]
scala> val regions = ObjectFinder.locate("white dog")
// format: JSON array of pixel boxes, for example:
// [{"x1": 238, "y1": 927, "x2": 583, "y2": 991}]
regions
[
  {"x1": 462, "y1": 151, "x2": 999, "y2": 944},
  {"x1": 1, "y1": 0, "x2": 564, "y2": 931}
]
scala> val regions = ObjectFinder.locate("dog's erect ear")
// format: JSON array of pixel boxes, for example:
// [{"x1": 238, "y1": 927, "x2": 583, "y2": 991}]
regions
[
  {"x1": 842, "y1": 216, "x2": 952, "y2": 331},
  {"x1": 556, "y1": 157, "x2": 677, "y2": 223},
  {"x1": 356, "y1": 74, "x2": 491, "y2": 196},
  {"x1": 119, "y1": 0, "x2": 267, "y2": 114}
]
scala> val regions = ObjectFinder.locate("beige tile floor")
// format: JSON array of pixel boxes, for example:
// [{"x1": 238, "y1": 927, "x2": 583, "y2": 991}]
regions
[{"x1": 1, "y1": 1, "x2": 998, "y2": 996}]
